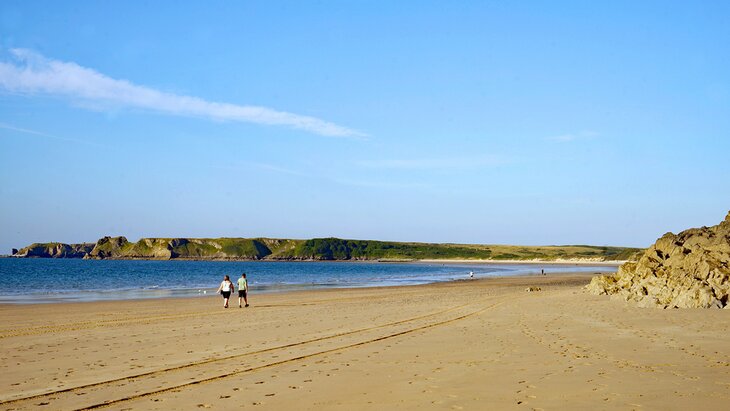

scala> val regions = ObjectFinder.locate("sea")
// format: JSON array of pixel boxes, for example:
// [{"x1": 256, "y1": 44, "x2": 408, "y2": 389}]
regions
[{"x1": 0, "y1": 259, "x2": 617, "y2": 304}]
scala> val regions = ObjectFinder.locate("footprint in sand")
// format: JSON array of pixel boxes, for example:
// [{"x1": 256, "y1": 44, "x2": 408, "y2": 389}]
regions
[{"x1": 197, "y1": 404, "x2": 212, "y2": 408}]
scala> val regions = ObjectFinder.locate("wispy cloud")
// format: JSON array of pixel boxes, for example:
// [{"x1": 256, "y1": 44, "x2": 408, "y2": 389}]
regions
[
  {"x1": 208, "y1": 162, "x2": 428, "y2": 190},
  {"x1": 0, "y1": 122, "x2": 55, "y2": 138},
  {"x1": 357, "y1": 155, "x2": 509, "y2": 170},
  {"x1": 0, "y1": 122, "x2": 108, "y2": 147},
  {"x1": 332, "y1": 179, "x2": 430, "y2": 190},
  {"x1": 0, "y1": 49, "x2": 364, "y2": 138},
  {"x1": 547, "y1": 130, "x2": 598, "y2": 143},
  {"x1": 210, "y1": 162, "x2": 309, "y2": 177}
]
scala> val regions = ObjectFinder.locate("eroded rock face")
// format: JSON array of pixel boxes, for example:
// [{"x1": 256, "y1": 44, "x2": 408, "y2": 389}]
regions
[
  {"x1": 587, "y1": 211, "x2": 730, "y2": 309},
  {"x1": 13, "y1": 242, "x2": 94, "y2": 258},
  {"x1": 87, "y1": 236, "x2": 130, "y2": 259}
]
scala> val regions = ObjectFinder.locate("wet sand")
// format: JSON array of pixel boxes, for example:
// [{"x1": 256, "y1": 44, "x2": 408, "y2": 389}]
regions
[{"x1": 1, "y1": 273, "x2": 729, "y2": 410}]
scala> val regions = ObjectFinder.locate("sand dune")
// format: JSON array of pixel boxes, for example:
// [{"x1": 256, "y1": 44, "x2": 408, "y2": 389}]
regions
[{"x1": 1, "y1": 273, "x2": 729, "y2": 410}]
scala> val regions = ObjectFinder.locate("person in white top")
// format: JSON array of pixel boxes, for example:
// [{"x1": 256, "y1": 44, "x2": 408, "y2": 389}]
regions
[{"x1": 216, "y1": 275, "x2": 235, "y2": 308}]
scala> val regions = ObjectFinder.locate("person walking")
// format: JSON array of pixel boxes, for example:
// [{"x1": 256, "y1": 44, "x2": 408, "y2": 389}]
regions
[
  {"x1": 217, "y1": 275, "x2": 234, "y2": 308},
  {"x1": 237, "y1": 273, "x2": 249, "y2": 308}
]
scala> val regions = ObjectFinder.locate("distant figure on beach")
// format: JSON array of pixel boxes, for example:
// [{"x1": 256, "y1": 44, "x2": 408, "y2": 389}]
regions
[
  {"x1": 217, "y1": 275, "x2": 234, "y2": 308},
  {"x1": 469, "y1": 271, "x2": 474, "y2": 279},
  {"x1": 237, "y1": 273, "x2": 249, "y2": 308},
  {"x1": 541, "y1": 268, "x2": 545, "y2": 276}
]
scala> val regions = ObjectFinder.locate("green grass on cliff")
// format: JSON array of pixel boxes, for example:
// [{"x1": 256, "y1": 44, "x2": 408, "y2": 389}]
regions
[
  {"x1": 215, "y1": 238, "x2": 271, "y2": 258},
  {"x1": 17, "y1": 237, "x2": 643, "y2": 261},
  {"x1": 273, "y1": 238, "x2": 641, "y2": 261}
]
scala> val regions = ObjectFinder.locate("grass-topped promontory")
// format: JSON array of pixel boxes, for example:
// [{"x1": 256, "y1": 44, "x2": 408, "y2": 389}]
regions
[{"x1": 12, "y1": 236, "x2": 643, "y2": 262}]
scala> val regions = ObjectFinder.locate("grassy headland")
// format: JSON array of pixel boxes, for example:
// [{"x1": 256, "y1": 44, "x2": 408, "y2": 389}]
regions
[{"x1": 12, "y1": 236, "x2": 642, "y2": 262}]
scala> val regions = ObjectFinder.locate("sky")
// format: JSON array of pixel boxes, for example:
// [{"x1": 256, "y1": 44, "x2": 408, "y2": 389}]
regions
[{"x1": 0, "y1": 1, "x2": 729, "y2": 252}]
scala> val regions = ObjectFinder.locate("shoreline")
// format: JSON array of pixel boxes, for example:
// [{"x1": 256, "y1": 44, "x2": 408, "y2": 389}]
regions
[
  {"x1": 0, "y1": 270, "x2": 600, "y2": 306},
  {"x1": 416, "y1": 258, "x2": 625, "y2": 265},
  {"x1": 0, "y1": 271, "x2": 614, "y2": 309},
  {"x1": 0, "y1": 266, "x2": 619, "y2": 306},
  {"x1": 3, "y1": 256, "x2": 626, "y2": 264}
]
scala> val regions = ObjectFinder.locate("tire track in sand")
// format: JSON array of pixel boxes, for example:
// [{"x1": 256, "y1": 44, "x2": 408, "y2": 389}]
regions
[
  {"x1": 75, "y1": 301, "x2": 505, "y2": 411},
  {"x1": 0, "y1": 300, "x2": 501, "y2": 409}
]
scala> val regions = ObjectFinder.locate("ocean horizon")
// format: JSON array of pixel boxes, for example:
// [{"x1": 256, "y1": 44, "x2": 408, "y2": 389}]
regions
[{"x1": 0, "y1": 259, "x2": 617, "y2": 304}]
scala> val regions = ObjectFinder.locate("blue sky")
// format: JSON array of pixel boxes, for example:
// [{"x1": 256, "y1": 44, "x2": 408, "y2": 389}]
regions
[{"x1": 1, "y1": 1, "x2": 729, "y2": 252}]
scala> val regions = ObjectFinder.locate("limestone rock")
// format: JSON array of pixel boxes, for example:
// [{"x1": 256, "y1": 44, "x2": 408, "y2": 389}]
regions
[
  {"x1": 87, "y1": 236, "x2": 130, "y2": 259},
  {"x1": 13, "y1": 242, "x2": 94, "y2": 258},
  {"x1": 588, "y1": 211, "x2": 730, "y2": 309}
]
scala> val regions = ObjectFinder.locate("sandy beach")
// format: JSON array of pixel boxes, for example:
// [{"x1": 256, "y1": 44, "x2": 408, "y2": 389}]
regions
[
  {"x1": 416, "y1": 259, "x2": 627, "y2": 265},
  {"x1": 1, "y1": 272, "x2": 729, "y2": 410}
]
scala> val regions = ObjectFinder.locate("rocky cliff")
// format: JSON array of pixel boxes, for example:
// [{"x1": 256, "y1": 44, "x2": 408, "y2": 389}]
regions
[
  {"x1": 12, "y1": 237, "x2": 642, "y2": 262},
  {"x1": 12, "y1": 242, "x2": 95, "y2": 258},
  {"x1": 587, "y1": 212, "x2": 730, "y2": 309},
  {"x1": 83, "y1": 236, "x2": 281, "y2": 260},
  {"x1": 11, "y1": 236, "x2": 302, "y2": 260}
]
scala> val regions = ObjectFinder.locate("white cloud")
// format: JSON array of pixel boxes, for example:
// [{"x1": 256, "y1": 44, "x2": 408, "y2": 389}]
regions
[
  {"x1": 0, "y1": 121, "x2": 108, "y2": 147},
  {"x1": 357, "y1": 155, "x2": 509, "y2": 170},
  {"x1": 207, "y1": 163, "x2": 427, "y2": 191},
  {"x1": 549, "y1": 134, "x2": 577, "y2": 142},
  {"x1": 332, "y1": 178, "x2": 430, "y2": 190},
  {"x1": 0, "y1": 122, "x2": 55, "y2": 138},
  {"x1": 547, "y1": 130, "x2": 598, "y2": 143},
  {"x1": 210, "y1": 162, "x2": 308, "y2": 177},
  {"x1": 0, "y1": 49, "x2": 364, "y2": 138}
]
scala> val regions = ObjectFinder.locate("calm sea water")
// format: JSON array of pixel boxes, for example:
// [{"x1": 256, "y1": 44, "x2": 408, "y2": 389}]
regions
[{"x1": 0, "y1": 259, "x2": 617, "y2": 304}]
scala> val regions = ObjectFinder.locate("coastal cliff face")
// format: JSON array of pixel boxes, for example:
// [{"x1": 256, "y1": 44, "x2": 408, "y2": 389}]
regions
[
  {"x1": 12, "y1": 237, "x2": 642, "y2": 262},
  {"x1": 83, "y1": 236, "x2": 282, "y2": 260},
  {"x1": 12, "y1": 236, "x2": 300, "y2": 260},
  {"x1": 12, "y1": 242, "x2": 95, "y2": 258},
  {"x1": 587, "y1": 212, "x2": 730, "y2": 309}
]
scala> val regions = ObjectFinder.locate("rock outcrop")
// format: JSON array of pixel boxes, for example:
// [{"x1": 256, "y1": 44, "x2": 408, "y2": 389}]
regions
[
  {"x1": 11, "y1": 237, "x2": 642, "y2": 262},
  {"x1": 84, "y1": 237, "x2": 274, "y2": 260},
  {"x1": 587, "y1": 211, "x2": 730, "y2": 309},
  {"x1": 12, "y1": 237, "x2": 282, "y2": 260},
  {"x1": 87, "y1": 236, "x2": 131, "y2": 259},
  {"x1": 13, "y1": 242, "x2": 95, "y2": 258}
]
